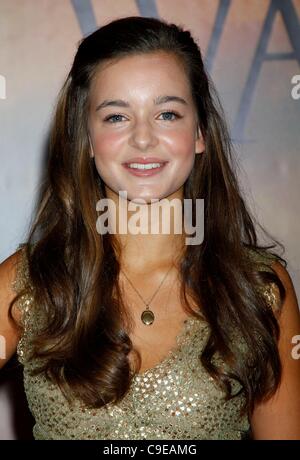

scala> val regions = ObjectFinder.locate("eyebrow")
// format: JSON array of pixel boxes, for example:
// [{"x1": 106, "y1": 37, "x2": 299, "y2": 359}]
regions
[{"x1": 95, "y1": 95, "x2": 188, "y2": 111}]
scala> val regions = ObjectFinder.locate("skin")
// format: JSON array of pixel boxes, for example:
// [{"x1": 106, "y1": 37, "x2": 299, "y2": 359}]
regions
[
  {"x1": 85, "y1": 51, "x2": 300, "y2": 439},
  {"x1": 250, "y1": 261, "x2": 300, "y2": 439},
  {"x1": 87, "y1": 50, "x2": 205, "y2": 375},
  {"x1": 0, "y1": 52, "x2": 299, "y2": 440},
  {"x1": 87, "y1": 51, "x2": 205, "y2": 273}
]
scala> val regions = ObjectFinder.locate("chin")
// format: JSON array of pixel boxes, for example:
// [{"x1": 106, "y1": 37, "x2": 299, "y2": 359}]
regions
[{"x1": 128, "y1": 195, "x2": 160, "y2": 205}]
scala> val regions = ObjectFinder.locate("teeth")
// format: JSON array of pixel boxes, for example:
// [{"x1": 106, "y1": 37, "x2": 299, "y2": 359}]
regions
[{"x1": 127, "y1": 163, "x2": 163, "y2": 170}]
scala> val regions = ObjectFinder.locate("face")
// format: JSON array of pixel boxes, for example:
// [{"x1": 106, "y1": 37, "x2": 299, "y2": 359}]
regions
[{"x1": 88, "y1": 51, "x2": 205, "y2": 204}]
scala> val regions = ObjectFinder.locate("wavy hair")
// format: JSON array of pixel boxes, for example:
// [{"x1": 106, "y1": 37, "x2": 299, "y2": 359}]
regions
[{"x1": 10, "y1": 16, "x2": 286, "y2": 422}]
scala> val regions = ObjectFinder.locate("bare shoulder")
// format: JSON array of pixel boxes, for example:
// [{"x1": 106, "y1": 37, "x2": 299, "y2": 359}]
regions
[
  {"x1": 271, "y1": 259, "x2": 297, "y2": 294},
  {"x1": 270, "y1": 259, "x2": 299, "y2": 319},
  {"x1": 0, "y1": 248, "x2": 24, "y2": 317},
  {"x1": 250, "y1": 259, "x2": 300, "y2": 439},
  {"x1": 0, "y1": 248, "x2": 24, "y2": 369}
]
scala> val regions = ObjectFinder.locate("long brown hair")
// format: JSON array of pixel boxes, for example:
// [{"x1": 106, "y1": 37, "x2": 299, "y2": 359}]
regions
[{"x1": 10, "y1": 16, "x2": 286, "y2": 420}]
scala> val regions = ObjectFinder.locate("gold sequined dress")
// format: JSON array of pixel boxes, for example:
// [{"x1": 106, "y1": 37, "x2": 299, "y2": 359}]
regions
[{"x1": 12, "y1": 245, "x2": 281, "y2": 440}]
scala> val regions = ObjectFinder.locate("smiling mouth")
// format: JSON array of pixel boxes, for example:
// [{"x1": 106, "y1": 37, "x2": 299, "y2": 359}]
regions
[{"x1": 122, "y1": 161, "x2": 168, "y2": 176}]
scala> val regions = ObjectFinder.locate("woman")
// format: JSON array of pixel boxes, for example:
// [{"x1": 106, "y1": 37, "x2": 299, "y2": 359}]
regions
[{"x1": 0, "y1": 16, "x2": 299, "y2": 440}]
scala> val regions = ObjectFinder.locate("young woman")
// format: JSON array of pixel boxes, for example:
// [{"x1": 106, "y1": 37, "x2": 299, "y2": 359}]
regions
[{"x1": 0, "y1": 16, "x2": 299, "y2": 440}]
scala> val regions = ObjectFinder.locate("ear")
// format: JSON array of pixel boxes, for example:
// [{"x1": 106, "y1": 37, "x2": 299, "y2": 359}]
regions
[
  {"x1": 195, "y1": 125, "x2": 205, "y2": 155},
  {"x1": 88, "y1": 134, "x2": 94, "y2": 158}
]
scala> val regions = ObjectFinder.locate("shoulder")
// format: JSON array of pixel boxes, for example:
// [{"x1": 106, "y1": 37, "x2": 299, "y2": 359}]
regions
[
  {"x1": 0, "y1": 246, "x2": 26, "y2": 316},
  {"x1": 0, "y1": 243, "x2": 31, "y2": 325},
  {"x1": 244, "y1": 247, "x2": 287, "y2": 316},
  {"x1": 250, "y1": 258, "x2": 300, "y2": 439},
  {"x1": 270, "y1": 258, "x2": 295, "y2": 293},
  {"x1": 269, "y1": 258, "x2": 299, "y2": 323},
  {"x1": 244, "y1": 246, "x2": 300, "y2": 349},
  {"x1": 244, "y1": 246, "x2": 280, "y2": 271},
  {"x1": 0, "y1": 246, "x2": 27, "y2": 367}
]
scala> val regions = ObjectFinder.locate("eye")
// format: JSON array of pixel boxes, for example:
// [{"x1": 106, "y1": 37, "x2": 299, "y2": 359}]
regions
[
  {"x1": 103, "y1": 114, "x2": 127, "y2": 123},
  {"x1": 158, "y1": 111, "x2": 182, "y2": 121},
  {"x1": 103, "y1": 111, "x2": 182, "y2": 124}
]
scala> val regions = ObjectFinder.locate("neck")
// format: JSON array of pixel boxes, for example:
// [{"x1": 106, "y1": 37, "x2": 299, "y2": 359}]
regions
[{"x1": 104, "y1": 187, "x2": 187, "y2": 273}]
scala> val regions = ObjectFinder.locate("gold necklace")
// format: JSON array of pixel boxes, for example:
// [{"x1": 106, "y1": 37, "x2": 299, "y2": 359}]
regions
[{"x1": 121, "y1": 263, "x2": 174, "y2": 325}]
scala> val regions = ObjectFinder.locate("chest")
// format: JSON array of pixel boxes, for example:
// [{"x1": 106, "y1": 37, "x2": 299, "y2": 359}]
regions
[{"x1": 123, "y1": 281, "x2": 199, "y2": 373}]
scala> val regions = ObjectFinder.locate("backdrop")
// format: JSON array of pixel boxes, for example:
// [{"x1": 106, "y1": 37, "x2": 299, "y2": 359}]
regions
[{"x1": 0, "y1": 0, "x2": 299, "y2": 440}]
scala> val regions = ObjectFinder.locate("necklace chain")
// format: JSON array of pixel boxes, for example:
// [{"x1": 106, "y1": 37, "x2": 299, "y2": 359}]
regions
[
  {"x1": 121, "y1": 262, "x2": 174, "y2": 308},
  {"x1": 120, "y1": 263, "x2": 175, "y2": 325}
]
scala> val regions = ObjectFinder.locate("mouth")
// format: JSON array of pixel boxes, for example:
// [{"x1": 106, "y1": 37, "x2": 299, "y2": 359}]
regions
[{"x1": 122, "y1": 159, "x2": 169, "y2": 177}]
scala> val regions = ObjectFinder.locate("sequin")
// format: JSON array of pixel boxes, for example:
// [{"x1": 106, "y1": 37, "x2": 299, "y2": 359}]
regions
[{"x1": 11, "y1": 245, "x2": 281, "y2": 440}]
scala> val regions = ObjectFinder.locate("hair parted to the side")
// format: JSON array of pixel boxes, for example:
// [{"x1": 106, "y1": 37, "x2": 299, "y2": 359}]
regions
[{"x1": 9, "y1": 16, "x2": 287, "y2": 420}]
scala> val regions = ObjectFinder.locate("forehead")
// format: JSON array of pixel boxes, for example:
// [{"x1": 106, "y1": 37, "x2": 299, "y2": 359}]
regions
[{"x1": 89, "y1": 51, "x2": 192, "y2": 101}]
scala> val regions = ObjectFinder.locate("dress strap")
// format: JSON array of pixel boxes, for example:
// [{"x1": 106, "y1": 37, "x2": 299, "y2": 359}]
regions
[{"x1": 11, "y1": 243, "x2": 29, "y2": 294}]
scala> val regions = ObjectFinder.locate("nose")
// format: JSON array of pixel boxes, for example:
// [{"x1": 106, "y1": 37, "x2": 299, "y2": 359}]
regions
[{"x1": 128, "y1": 118, "x2": 158, "y2": 151}]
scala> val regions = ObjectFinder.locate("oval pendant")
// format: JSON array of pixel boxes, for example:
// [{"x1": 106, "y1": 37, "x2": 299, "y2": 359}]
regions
[{"x1": 141, "y1": 309, "x2": 155, "y2": 325}]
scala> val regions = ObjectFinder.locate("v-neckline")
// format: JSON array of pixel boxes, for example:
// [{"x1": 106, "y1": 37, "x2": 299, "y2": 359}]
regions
[{"x1": 131, "y1": 315, "x2": 208, "y2": 378}]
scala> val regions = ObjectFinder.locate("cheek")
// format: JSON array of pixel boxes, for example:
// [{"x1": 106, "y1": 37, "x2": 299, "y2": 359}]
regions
[
  {"x1": 163, "y1": 129, "x2": 195, "y2": 159},
  {"x1": 93, "y1": 131, "x2": 124, "y2": 162}
]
